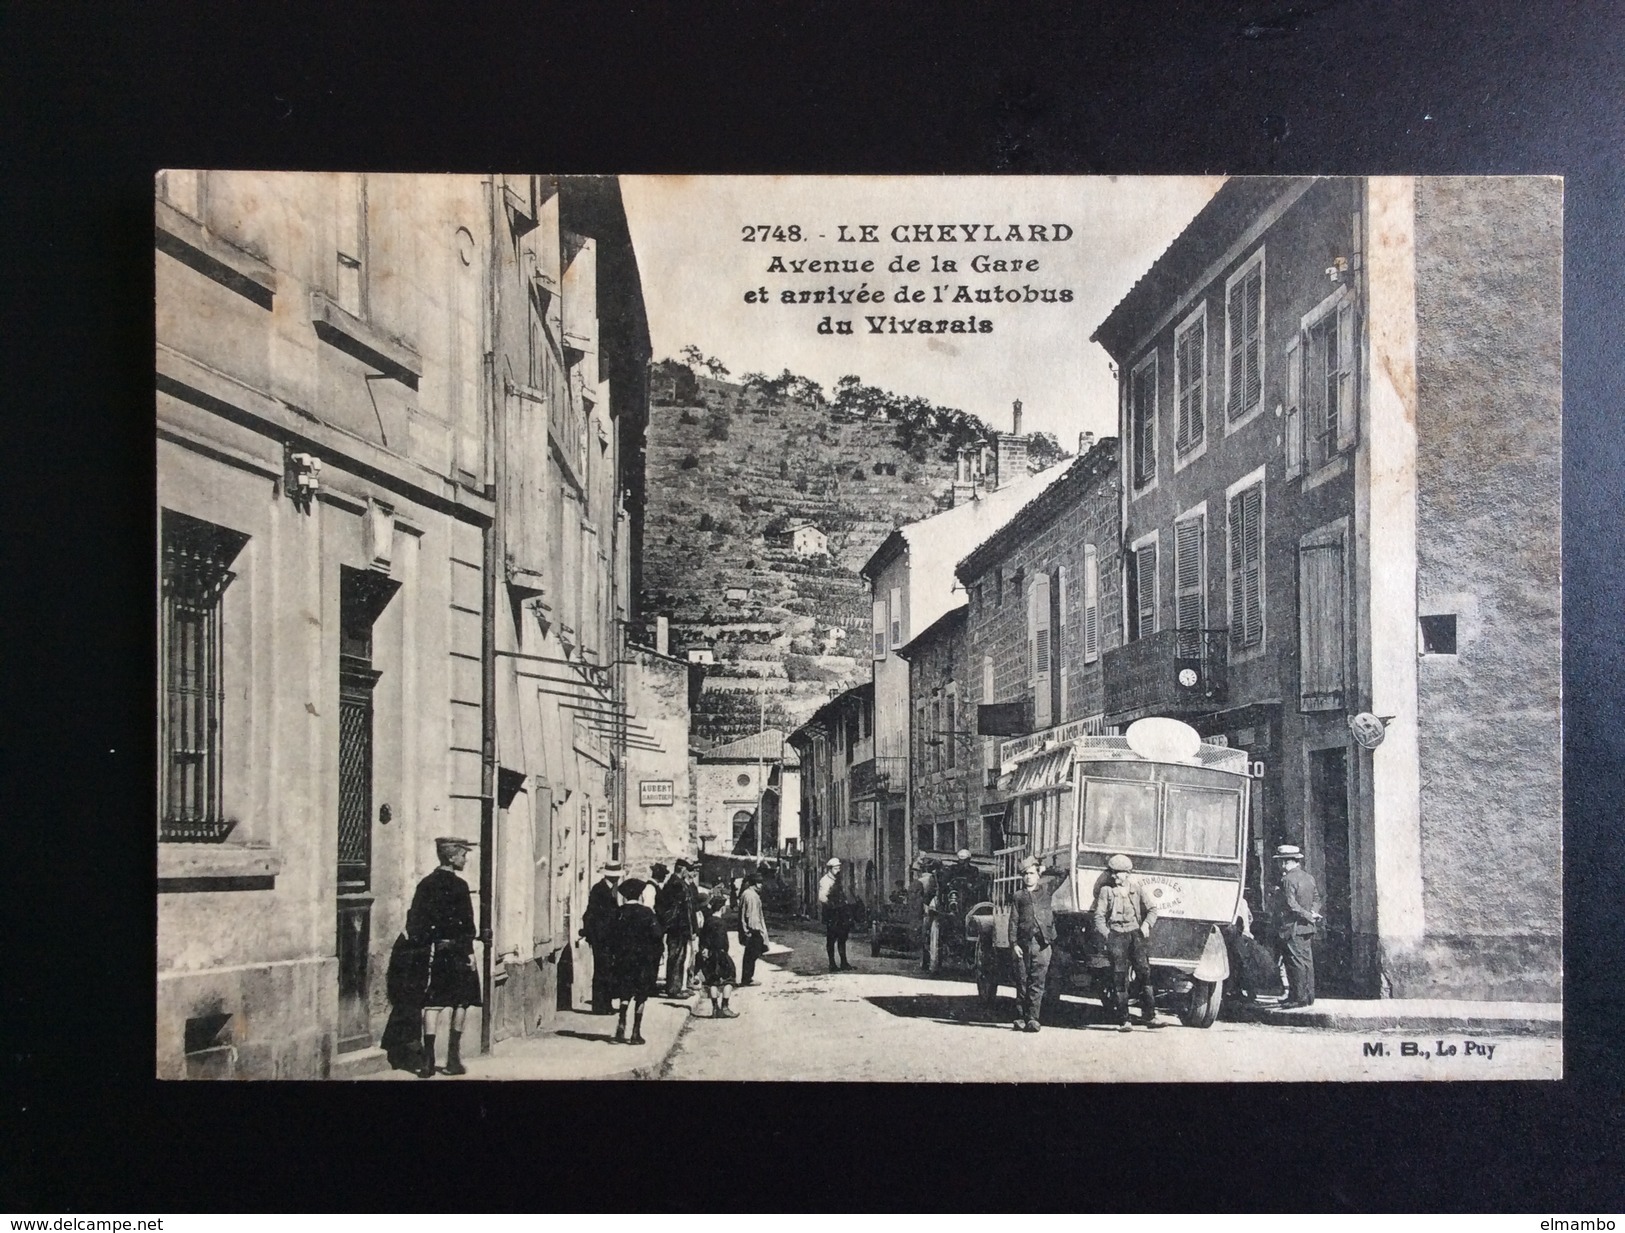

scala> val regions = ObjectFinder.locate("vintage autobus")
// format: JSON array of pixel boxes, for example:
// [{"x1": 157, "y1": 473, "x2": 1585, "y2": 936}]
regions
[{"x1": 965, "y1": 717, "x2": 1253, "y2": 1027}]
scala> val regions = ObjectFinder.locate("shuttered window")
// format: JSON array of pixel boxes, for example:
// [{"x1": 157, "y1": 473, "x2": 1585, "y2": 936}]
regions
[
  {"x1": 1228, "y1": 485, "x2": 1264, "y2": 650},
  {"x1": 1175, "y1": 311, "x2": 1206, "y2": 453},
  {"x1": 1284, "y1": 333, "x2": 1303, "y2": 479},
  {"x1": 1302, "y1": 295, "x2": 1358, "y2": 471},
  {"x1": 1226, "y1": 255, "x2": 1264, "y2": 422},
  {"x1": 889, "y1": 586, "x2": 903, "y2": 647},
  {"x1": 1082, "y1": 545, "x2": 1100, "y2": 663},
  {"x1": 872, "y1": 598, "x2": 887, "y2": 660},
  {"x1": 1128, "y1": 542, "x2": 1157, "y2": 642},
  {"x1": 1130, "y1": 354, "x2": 1157, "y2": 487},
  {"x1": 1175, "y1": 516, "x2": 1205, "y2": 658},
  {"x1": 1299, "y1": 536, "x2": 1346, "y2": 710},
  {"x1": 1053, "y1": 565, "x2": 1068, "y2": 722},
  {"x1": 1029, "y1": 572, "x2": 1053, "y2": 729}
]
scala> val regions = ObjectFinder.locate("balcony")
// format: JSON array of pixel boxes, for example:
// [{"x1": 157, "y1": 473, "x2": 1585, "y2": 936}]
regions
[
  {"x1": 850, "y1": 756, "x2": 907, "y2": 803},
  {"x1": 1103, "y1": 627, "x2": 1227, "y2": 724}
]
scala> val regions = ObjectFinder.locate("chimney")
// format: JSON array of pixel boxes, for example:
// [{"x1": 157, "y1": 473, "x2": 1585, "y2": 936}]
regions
[
  {"x1": 1012, "y1": 399, "x2": 1023, "y2": 437},
  {"x1": 656, "y1": 615, "x2": 669, "y2": 657},
  {"x1": 1078, "y1": 431, "x2": 1094, "y2": 455}
]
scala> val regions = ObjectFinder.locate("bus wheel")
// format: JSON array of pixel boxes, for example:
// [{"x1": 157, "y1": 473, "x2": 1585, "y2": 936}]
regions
[
  {"x1": 1182, "y1": 978, "x2": 1222, "y2": 1028},
  {"x1": 975, "y1": 941, "x2": 998, "y2": 1006}
]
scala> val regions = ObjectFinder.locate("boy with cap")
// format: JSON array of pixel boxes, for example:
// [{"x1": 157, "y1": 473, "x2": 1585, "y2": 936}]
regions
[
  {"x1": 1009, "y1": 856, "x2": 1066, "y2": 1032},
  {"x1": 1270, "y1": 845, "x2": 1322, "y2": 1008},
  {"x1": 1092, "y1": 854, "x2": 1161, "y2": 1030},
  {"x1": 405, "y1": 837, "x2": 482, "y2": 1076}
]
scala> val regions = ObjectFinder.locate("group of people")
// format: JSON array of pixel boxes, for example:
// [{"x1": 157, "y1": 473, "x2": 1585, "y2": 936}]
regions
[
  {"x1": 1007, "y1": 843, "x2": 1324, "y2": 1034},
  {"x1": 582, "y1": 858, "x2": 775, "y2": 1032}
]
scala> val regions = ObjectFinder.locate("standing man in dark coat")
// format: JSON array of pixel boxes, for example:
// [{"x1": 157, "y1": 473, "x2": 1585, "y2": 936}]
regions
[
  {"x1": 1271, "y1": 844, "x2": 1323, "y2": 1008},
  {"x1": 1009, "y1": 856, "x2": 1066, "y2": 1033},
  {"x1": 403, "y1": 837, "x2": 483, "y2": 1077},
  {"x1": 656, "y1": 860, "x2": 695, "y2": 997},
  {"x1": 607, "y1": 877, "x2": 665, "y2": 1044},
  {"x1": 818, "y1": 857, "x2": 853, "y2": 972},
  {"x1": 581, "y1": 861, "x2": 622, "y2": 1014},
  {"x1": 1093, "y1": 853, "x2": 1161, "y2": 1031}
]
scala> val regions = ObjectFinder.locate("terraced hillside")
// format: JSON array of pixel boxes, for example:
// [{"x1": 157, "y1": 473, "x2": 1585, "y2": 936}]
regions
[{"x1": 640, "y1": 366, "x2": 989, "y2": 746}]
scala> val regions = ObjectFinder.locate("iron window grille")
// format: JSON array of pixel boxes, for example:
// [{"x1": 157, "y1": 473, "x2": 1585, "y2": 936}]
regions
[{"x1": 160, "y1": 510, "x2": 249, "y2": 842}]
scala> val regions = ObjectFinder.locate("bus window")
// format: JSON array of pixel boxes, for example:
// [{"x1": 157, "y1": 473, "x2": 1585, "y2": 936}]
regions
[
  {"x1": 1164, "y1": 785, "x2": 1242, "y2": 860},
  {"x1": 1080, "y1": 778, "x2": 1159, "y2": 854}
]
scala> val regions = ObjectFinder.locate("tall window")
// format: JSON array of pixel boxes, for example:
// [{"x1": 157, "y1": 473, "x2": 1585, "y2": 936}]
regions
[
  {"x1": 1028, "y1": 572, "x2": 1053, "y2": 729},
  {"x1": 160, "y1": 511, "x2": 249, "y2": 841},
  {"x1": 1174, "y1": 514, "x2": 1206, "y2": 658},
  {"x1": 1174, "y1": 306, "x2": 1207, "y2": 454},
  {"x1": 872, "y1": 598, "x2": 887, "y2": 660},
  {"x1": 1298, "y1": 295, "x2": 1357, "y2": 472},
  {"x1": 1127, "y1": 539, "x2": 1158, "y2": 642},
  {"x1": 1130, "y1": 353, "x2": 1157, "y2": 488},
  {"x1": 1299, "y1": 527, "x2": 1347, "y2": 710},
  {"x1": 1228, "y1": 482, "x2": 1265, "y2": 650},
  {"x1": 889, "y1": 586, "x2": 903, "y2": 647},
  {"x1": 1083, "y1": 545, "x2": 1101, "y2": 663},
  {"x1": 1225, "y1": 251, "x2": 1264, "y2": 424}
]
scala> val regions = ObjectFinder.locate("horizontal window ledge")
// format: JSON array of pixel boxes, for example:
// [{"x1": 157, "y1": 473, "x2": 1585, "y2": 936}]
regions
[
  {"x1": 158, "y1": 842, "x2": 284, "y2": 888},
  {"x1": 155, "y1": 201, "x2": 277, "y2": 310},
  {"x1": 309, "y1": 292, "x2": 422, "y2": 389}
]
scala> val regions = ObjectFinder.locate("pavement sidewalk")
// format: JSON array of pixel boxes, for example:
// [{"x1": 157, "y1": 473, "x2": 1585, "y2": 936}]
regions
[
  {"x1": 1228, "y1": 996, "x2": 1562, "y2": 1036},
  {"x1": 355, "y1": 936, "x2": 792, "y2": 1080}
]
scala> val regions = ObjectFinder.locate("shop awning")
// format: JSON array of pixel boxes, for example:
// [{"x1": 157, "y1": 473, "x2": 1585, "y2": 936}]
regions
[{"x1": 1000, "y1": 745, "x2": 1074, "y2": 797}]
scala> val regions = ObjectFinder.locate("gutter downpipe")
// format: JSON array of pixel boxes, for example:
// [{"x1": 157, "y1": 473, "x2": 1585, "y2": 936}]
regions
[{"x1": 477, "y1": 175, "x2": 502, "y2": 1054}]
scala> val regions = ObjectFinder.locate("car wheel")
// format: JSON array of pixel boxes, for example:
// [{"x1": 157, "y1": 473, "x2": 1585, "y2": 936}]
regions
[
  {"x1": 1181, "y1": 977, "x2": 1222, "y2": 1028},
  {"x1": 975, "y1": 941, "x2": 998, "y2": 1006}
]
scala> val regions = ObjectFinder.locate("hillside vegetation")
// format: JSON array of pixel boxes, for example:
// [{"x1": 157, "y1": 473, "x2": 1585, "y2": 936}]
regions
[{"x1": 640, "y1": 358, "x2": 1064, "y2": 747}]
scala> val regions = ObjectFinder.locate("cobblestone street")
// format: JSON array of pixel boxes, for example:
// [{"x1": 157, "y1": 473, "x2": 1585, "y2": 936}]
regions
[{"x1": 661, "y1": 925, "x2": 1562, "y2": 1082}]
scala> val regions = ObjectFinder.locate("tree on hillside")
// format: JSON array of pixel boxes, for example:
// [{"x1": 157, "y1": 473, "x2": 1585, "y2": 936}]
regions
[
  {"x1": 678, "y1": 344, "x2": 730, "y2": 379},
  {"x1": 1026, "y1": 430, "x2": 1068, "y2": 469}
]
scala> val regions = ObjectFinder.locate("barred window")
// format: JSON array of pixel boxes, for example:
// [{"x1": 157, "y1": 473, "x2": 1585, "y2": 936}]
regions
[{"x1": 160, "y1": 510, "x2": 248, "y2": 841}]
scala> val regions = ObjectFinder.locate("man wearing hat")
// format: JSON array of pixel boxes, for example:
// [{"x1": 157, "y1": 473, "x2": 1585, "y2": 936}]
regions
[
  {"x1": 1270, "y1": 845, "x2": 1323, "y2": 1008},
  {"x1": 581, "y1": 860, "x2": 622, "y2": 1014},
  {"x1": 1009, "y1": 856, "x2": 1067, "y2": 1032},
  {"x1": 656, "y1": 860, "x2": 696, "y2": 998},
  {"x1": 738, "y1": 869, "x2": 770, "y2": 986},
  {"x1": 402, "y1": 837, "x2": 483, "y2": 1076},
  {"x1": 1092, "y1": 854, "x2": 1162, "y2": 1030},
  {"x1": 818, "y1": 857, "x2": 853, "y2": 972}
]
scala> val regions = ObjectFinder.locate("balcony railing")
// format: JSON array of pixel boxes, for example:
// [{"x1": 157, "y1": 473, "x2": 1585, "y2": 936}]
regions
[
  {"x1": 851, "y1": 756, "x2": 907, "y2": 802},
  {"x1": 1103, "y1": 626, "x2": 1227, "y2": 723}
]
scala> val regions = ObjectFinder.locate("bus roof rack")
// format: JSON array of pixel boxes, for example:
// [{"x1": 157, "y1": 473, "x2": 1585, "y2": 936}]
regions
[{"x1": 1071, "y1": 733, "x2": 1250, "y2": 775}]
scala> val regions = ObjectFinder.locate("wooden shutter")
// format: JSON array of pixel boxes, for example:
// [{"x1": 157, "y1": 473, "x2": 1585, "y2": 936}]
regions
[
  {"x1": 1229, "y1": 487, "x2": 1263, "y2": 649},
  {"x1": 1177, "y1": 319, "x2": 1204, "y2": 452},
  {"x1": 890, "y1": 586, "x2": 903, "y2": 647},
  {"x1": 1053, "y1": 565, "x2": 1068, "y2": 722},
  {"x1": 1227, "y1": 279, "x2": 1247, "y2": 419},
  {"x1": 1175, "y1": 517, "x2": 1204, "y2": 657},
  {"x1": 1083, "y1": 545, "x2": 1100, "y2": 663},
  {"x1": 1284, "y1": 334, "x2": 1303, "y2": 479},
  {"x1": 1298, "y1": 539, "x2": 1346, "y2": 709},
  {"x1": 1132, "y1": 360, "x2": 1155, "y2": 486},
  {"x1": 1032, "y1": 572, "x2": 1052, "y2": 729},
  {"x1": 1335, "y1": 299, "x2": 1358, "y2": 453},
  {"x1": 1136, "y1": 545, "x2": 1158, "y2": 640},
  {"x1": 1244, "y1": 267, "x2": 1262, "y2": 411},
  {"x1": 872, "y1": 598, "x2": 887, "y2": 660}
]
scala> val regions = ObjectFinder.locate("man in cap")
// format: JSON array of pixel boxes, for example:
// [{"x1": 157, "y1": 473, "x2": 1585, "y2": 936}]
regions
[
  {"x1": 1009, "y1": 856, "x2": 1066, "y2": 1032},
  {"x1": 738, "y1": 869, "x2": 770, "y2": 986},
  {"x1": 818, "y1": 857, "x2": 853, "y2": 972},
  {"x1": 1270, "y1": 845, "x2": 1322, "y2": 1008},
  {"x1": 403, "y1": 837, "x2": 483, "y2": 1076},
  {"x1": 1093, "y1": 854, "x2": 1162, "y2": 1031},
  {"x1": 580, "y1": 860, "x2": 622, "y2": 1014},
  {"x1": 656, "y1": 860, "x2": 696, "y2": 998}
]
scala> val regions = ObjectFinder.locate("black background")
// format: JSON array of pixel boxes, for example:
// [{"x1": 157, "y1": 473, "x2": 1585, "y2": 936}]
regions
[{"x1": 5, "y1": 0, "x2": 1622, "y2": 1213}]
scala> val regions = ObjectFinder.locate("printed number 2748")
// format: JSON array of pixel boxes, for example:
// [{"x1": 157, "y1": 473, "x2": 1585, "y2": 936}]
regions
[{"x1": 741, "y1": 225, "x2": 803, "y2": 242}]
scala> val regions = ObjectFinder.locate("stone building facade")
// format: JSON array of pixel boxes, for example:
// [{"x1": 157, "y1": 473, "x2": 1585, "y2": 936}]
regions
[
  {"x1": 897, "y1": 608, "x2": 978, "y2": 855},
  {"x1": 1091, "y1": 176, "x2": 1560, "y2": 1001},
  {"x1": 156, "y1": 172, "x2": 652, "y2": 1078}
]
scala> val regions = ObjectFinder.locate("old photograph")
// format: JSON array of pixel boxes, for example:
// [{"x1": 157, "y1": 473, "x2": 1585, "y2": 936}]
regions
[{"x1": 154, "y1": 173, "x2": 1562, "y2": 1081}]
